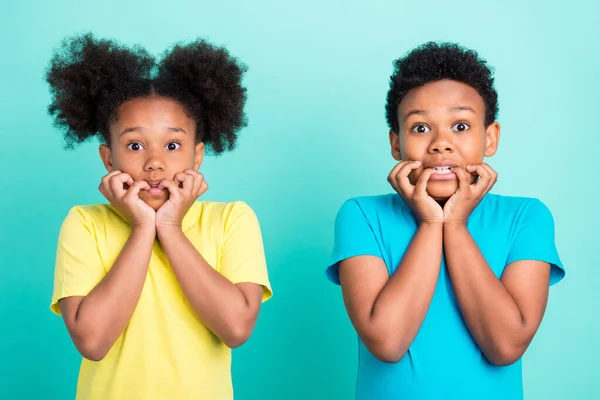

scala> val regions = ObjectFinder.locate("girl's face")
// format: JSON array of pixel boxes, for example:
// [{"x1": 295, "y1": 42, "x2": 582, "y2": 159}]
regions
[{"x1": 99, "y1": 96, "x2": 204, "y2": 210}]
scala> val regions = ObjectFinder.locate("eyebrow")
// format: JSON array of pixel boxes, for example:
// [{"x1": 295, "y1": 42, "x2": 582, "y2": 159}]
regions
[
  {"x1": 403, "y1": 106, "x2": 476, "y2": 120},
  {"x1": 450, "y1": 106, "x2": 476, "y2": 113},
  {"x1": 120, "y1": 126, "x2": 188, "y2": 136}
]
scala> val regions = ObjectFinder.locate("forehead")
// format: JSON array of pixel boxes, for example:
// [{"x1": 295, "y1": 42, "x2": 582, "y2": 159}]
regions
[
  {"x1": 112, "y1": 96, "x2": 195, "y2": 130},
  {"x1": 399, "y1": 79, "x2": 485, "y2": 118}
]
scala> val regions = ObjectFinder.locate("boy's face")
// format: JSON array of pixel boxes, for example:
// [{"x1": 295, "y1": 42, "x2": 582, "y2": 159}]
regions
[
  {"x1": 389, "y1": 79, "x2": 500, "y2": 201},
  {"x1": 100, "y1": 96, "x2": 204, "y2": 210}
]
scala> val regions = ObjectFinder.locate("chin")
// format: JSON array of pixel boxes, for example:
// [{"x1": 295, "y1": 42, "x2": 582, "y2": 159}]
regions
[
  {"x1": 139, "y1": 192, "x2": 167, "y2": 211},
  {"x1": 426, "y1": 180, "x2": 458, "y2": 202}
]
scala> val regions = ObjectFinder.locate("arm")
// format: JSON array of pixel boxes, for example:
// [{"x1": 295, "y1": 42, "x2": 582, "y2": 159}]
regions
[
  {"x1": 443, "y1": 223, "x2": 550, "y2": 365},
  {"x1": 157, "y1": 226, "x2": 263, "y2": 348},
  {"x1": 155, "y1": 171, "x2": 264, "y2": 348},
  {"x1": 338, "y1": 161, "x2": 445, "y2": 362},
  {"x1": 59, "y1": 171, "x2": 157, "y2": 361},
  {"x1": 443, "y1": 164, "x2": 551, "y2": 365},
  {"x1": 60, "y1": 226, "x2": 155, "y2": 361},
  {"x1": 339, "y1": 222, "x2": 442, "y2": 363}
]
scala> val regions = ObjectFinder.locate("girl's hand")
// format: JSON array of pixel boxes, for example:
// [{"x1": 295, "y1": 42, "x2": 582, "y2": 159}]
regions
[
  {"x1": 98, "y1": 171, "x2": 155, "y2": 230},
  {"x1": 156, "y1": 169, "x2": 208, "y2": 230},
  {"x1": 388, "y1": 161, "x2": 443, "y2": 225},
  {"x1": 443, "y1": 163, "x2": 498, "y2": 225}
]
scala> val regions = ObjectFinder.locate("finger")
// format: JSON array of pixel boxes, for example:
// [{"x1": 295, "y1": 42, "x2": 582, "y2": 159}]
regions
[
  {"x1": 480, "y1": 163, "x2": 498, "y2": 192},
  {"x1": 396, "y1": 161, "x2": 421, "y2": 197},
  {"x1": 452, "y1": 167, "x2": 472, "y2": 192},
  {"x1": 174, "y1": 172, "x2": 188, "y2": 189},
  {"x1": 181, "y1": 174, "x2": 195, "y2": 197},
  {"x1": 387, "y1": 161, "x2": 409, "y2": 186},
  {"x1": 109, "y1": 173, "x2": 133, "y2": 199},
  {"x1": 123, "y1": 180, "x2": 150, "y2": 202},
  {"x1": 414, "y1": 168, "x2": 435, "y2": 198},
  {"x1": 99, "y1": 170, "x2": 122, "y2": 192},
  {"x1": 198, "y1": 179, "x2": 209, "y2": 197},
  {"x1": 183, "y1": 169, "x2": 202, "y2": 191},
  {"x1": 100, "y1": 170, "x2": 122, "y2": 186},
  {"x1": 470, "y1": 165, "x2": 492, "y2": 193},
  {"x1": 159, "y1": 179, "x2": 182, "y2": 199}
]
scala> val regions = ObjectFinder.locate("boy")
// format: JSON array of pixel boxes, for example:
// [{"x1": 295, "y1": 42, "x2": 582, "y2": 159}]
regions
[{"x1": 326, "y1": 42, "x2": 564, "y2": 399}]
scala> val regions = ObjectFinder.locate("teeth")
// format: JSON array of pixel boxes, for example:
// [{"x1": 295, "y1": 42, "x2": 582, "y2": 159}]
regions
[{"x1": 433, "y1": 166, "x2": 452, "y2": 174}]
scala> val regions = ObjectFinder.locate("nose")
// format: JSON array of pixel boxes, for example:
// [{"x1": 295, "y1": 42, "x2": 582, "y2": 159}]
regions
[
  {"x1": 428, "y1": 131, "x2": 454, "y2": 154},
  {"x1": 143, "y1": 149, "x2": 165, "y2": 171}
]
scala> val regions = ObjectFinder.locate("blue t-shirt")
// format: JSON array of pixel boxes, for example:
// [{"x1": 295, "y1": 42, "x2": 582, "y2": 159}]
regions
[{"x1": 326, "y1": 193, "x2": 564, "y2": 400}]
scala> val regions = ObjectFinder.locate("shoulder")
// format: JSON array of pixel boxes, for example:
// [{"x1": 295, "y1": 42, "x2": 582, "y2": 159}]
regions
[
  {"x1": 192, "y1": 201, "x2": 260, "y2": 234},
  {"x1": 339, "y1": 193, "x2": 406, "y2": 218},
  {"x1": 61, "y1": 204, "x2": 120, "y2": 227},
  {"x1": 481, "y1": 194, "x2": 554, "y2": 226},
  {"x1": 197, "y1": 201, "x2": 257, "y2": 220}
]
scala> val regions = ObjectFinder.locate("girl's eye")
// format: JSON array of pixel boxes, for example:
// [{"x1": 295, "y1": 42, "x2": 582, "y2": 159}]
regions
[
  {"x1": 166, "y1": 142, "x2": 180, "y2": 151},
  {"x1": 452, "y1": 122, "x2": 470, "y2": 132},
  {"x1": 412, "y1": 124, "x2": 431, "y2": 133},
  {"x1": 127, "y1": 141, "x2": 144, "y2": 151}
]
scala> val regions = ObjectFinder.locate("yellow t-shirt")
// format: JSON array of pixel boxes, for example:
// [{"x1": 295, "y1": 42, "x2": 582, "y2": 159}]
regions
[{"x1": 51, "y1": 201, "x2": 272, "y2": 400}]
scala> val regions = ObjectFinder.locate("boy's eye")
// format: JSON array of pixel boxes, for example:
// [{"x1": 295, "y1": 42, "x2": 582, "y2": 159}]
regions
[
  {"x1": 166, "y1": 142, "x2": 181, "y2": 151},
  {"x1": 412, "y1": 124, "x2": 431, "y2": 133},
  {"x1": 452, "y1": 122, "x2": 470, "y2": 132},
  {"x1": 127, "y1": 141, "x2": 144, "y2": 151}
]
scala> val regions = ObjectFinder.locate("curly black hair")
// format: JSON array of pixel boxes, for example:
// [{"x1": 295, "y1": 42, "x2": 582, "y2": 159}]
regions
[
  {"x1": 385, "y1": 42, "x2": 498, "y2": 133},
  {"x1": 46, "y1": 33, "x2": 248, "y2": 154}
]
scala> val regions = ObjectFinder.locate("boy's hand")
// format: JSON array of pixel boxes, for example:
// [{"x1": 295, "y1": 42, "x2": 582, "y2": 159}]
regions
[
  {"x1": 443, "y1": 163, "x2": 497, "y2": 225},
  {"x1": 98, "y1": 170, "x2": 156, "y2": 230},
  {"x1": 388, "y1": 161, "x2": 443, "y2": 224},
  {"x1": 156, "y1": 169, "x2": 208, "y2": 230}
]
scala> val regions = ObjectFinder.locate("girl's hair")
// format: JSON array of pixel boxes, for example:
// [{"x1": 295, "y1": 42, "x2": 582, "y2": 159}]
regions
[{"x1": 46, "y1": 33, "x2": 248, "y2": 154}]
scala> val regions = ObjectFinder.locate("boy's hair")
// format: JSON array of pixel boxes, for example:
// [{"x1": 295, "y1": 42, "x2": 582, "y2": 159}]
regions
[
  {"x1": 385, "y1": 42, "x2": 499, "y2": 133},
  {"x1": 46, "y1": 33, "x2": 247, "y2": 154}
]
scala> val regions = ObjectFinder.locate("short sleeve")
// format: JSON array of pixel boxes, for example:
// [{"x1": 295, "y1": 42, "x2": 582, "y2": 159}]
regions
[
  {"x1": 506, "y1": 199, "x2": 565, "y2": 285},
  {"x1": 219, "y1": 202, "x2": 272, "y2": 302},
  {"x1": 326, "y1": 199, "x2": 384, "y2": 285},
  {"x1": 51, "y1": 207, "x2": 107, "y2": 315}
]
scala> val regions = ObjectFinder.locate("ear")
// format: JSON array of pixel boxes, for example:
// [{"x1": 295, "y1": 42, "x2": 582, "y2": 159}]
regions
[
  {"x1": 99, "y1": 144, "x2": 114, "y2": 172},
  {"x1": 484, "y1": 122, "x2": 500, "y2": 157},
  {"x1": 194, "y1": 142, "x2": 205, "y2": 170},
  {"x1": 389, "y1": 130, "x2": 402, "y2": 161}
]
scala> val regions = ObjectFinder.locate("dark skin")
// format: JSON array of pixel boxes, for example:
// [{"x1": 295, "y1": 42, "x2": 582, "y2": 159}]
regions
[
  {"x1": 59, "y1": 96, "x2": 264, "y2": 361},
  {"x1": 339, "y1": 80, "x2": 550, "y2": 365}
]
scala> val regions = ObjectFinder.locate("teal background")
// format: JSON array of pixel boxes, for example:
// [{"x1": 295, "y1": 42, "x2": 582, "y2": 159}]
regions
[{"x1": 1, "y1": 0, "x2": 598, "y2": 399}]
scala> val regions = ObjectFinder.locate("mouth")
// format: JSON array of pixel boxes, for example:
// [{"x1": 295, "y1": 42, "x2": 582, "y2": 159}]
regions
[
  {"x1": 431, "y1": 166, "x2": 453, "y2": 175},
  {"x1": 425, "y1": 162, "x2": 459, "y2": 181},
  {"x1": 145, "y1": 181, "x2": 165, "y2": 196}
]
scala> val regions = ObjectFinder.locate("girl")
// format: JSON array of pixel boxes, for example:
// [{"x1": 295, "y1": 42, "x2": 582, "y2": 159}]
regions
[{"x1": 47, "y1": 33, "x2": 272, "y2": 400}]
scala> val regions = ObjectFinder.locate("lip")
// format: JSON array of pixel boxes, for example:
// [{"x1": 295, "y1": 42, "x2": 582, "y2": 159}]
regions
[
  {"x1": 424, "y1": 160, "x2": 460, "y2": 181},
  {"x1": 142, "y1": 179, "x2": 165, "y2": 196},
  {"x1": 425, "y1": 160, "x2": 460, "y2": 168},
  {"x1": 147, "y1": 187, "x2": 165, "y2": 196}
]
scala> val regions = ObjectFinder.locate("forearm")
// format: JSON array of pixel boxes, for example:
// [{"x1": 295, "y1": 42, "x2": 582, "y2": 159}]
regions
[
  {"x1": 443, "y1": 223, "x2": 528, "y2": 365},
  {"x1": 367, "y1": 222, "x2": 443, "y2": 360},
  {"x1": 71, "y1": 227, "x2": 155, "y2": 358},
  {"x1": 157, "y1": 227, "x2": 256, "y2": 347}
]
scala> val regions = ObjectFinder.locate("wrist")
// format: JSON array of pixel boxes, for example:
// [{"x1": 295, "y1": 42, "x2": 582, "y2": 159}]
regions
[
  {"x1": 418, "y1": 220, "x2": 444, "y2": 228},
  {"x1": 156, "y1": 223, "x2": 184, "y2": 237},
  {"x1": 130, "y1": 224, "x2": 156, "y2": 238},
  {"x1": 443, "y1": 221, "x2": 469, "y2": 230}
]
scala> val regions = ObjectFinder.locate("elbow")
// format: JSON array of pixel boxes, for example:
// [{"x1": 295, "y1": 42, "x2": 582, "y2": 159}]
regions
[
  {"x1": 485, "y1": 341, "x2": 525, "y2": 366},
  {"x1": 365, "y1": 336, "x2": 409, "y2": 364},
  {"x1": 72, "y1": 334, "x2": 110, "y2": 362},
  {"x1": 222, "y1": 320, "x2": 254, "y2": 349}
]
